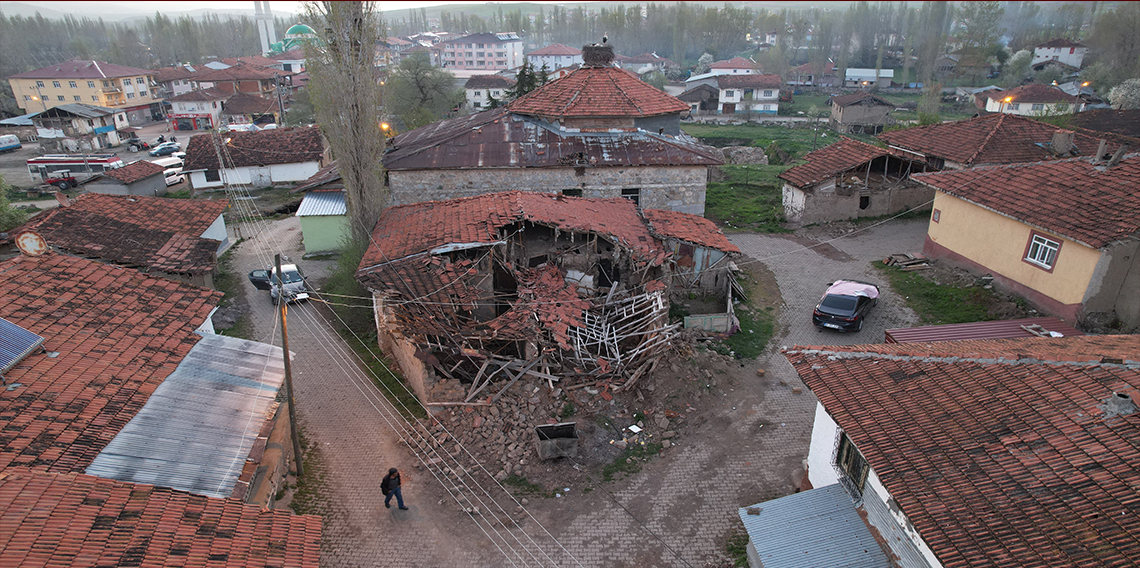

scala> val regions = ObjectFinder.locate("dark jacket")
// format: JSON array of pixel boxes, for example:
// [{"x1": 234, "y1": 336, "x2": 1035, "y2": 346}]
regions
[{"x1": 381, "y1": 472, "x2": 401, "y2": 494}]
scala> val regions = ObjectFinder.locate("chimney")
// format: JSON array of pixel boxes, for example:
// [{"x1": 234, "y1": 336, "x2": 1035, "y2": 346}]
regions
[
  {"x1": 1051, "y1": 130, "x2": 1074, "y2": 156},
  {"x1": 1106, "y1": 144, "x2": 1129, "y2": 169},
  {"x1": 1094, "y1": 139, "x2": 1108, "y2": 161},
  {"x1": 1102, "y1": 392, "x2": 1137, "y2": 418},
  {"x1": 582, "y1": 44, "x2": 615, "y2": 68}
]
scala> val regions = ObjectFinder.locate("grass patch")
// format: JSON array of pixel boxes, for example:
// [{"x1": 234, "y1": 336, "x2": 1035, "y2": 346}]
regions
[
  {"x1": 504, "y1": 474, "x2": 555, "y2": 497},
  {"x1": 165, "y1": 189, "x2": 192, "y2": 199},
  {"x1": 725, "y1": 528, "x2": 751, "y2": 567},
  {"x1": 682, "y1": 123, "x2": 824, "y2": 161},
  {"x1": 288, "y1": 425, "x2": 331, "y2": 517},
  {"x1": 873, "y1": 261, "x2": 996, "y2": 325},
  {"x1": 720, "y1": 306, "x2": 775, "y2": 360},
  {"x1": 601, "y1": 442, "x2": 662, "y2": 482},
  {"x1": 705, "y1": 164, "x2": 793, "y2": 233},
  {"x1": 558, "y1": 401, "x2": 575, "y2": 419},
  {"x1": 321, "y1": 237, "x2": 425, "y2": 419}
]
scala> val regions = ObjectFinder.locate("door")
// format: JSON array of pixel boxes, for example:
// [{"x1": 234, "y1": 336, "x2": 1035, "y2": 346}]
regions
[{"x1": 250, "y1": 166, "x2": 271, "y2": 187}]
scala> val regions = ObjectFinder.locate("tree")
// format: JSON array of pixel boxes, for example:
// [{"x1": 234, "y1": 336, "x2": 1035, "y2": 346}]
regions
[
  {"x1": 695, "y1": 53, "x2": 714, "y2": 75},
  {"x1": 285, "y1": 88, "x2": 316, "y2": 126},
  {"x1": 1085, "y1": 3, "x2": 1140, "y2": 92},
  {"x1": 956, "y1": 1, "x2": 1005, "y2": 61},
  {"x1": 507, "y1": 60, "x2": 547, "y2": 99},
  {"x1": 386, "y1": 51, "x2": 465, "y2": 130},
  {"x1": 304, "y1": 1, "x2": 387, "y2": 244},
  {"x1": 0, "y1": 175, "x2": 29, "y2": 233},
  {"x1": 999, "y1": 50, "x2": 1032, "y2": 88},
  {"x1": 1109, "y1": 78, "x2": 1140, "y2": 109},
  {"x1": 642, "y1": 70, "x2": 666, "y2": 91}
]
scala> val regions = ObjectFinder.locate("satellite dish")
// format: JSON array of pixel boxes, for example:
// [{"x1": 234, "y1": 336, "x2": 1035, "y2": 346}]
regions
[{"x1": 15, "y1": 231, "x2": 47, "y2": 256}]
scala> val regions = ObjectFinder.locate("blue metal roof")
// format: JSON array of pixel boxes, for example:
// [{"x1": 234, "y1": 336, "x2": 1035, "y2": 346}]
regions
[
  {"x1": 296, "y1": 189, "x2": 346, "y2": 217},
  {"x1": 85, "y1": 333, "x2": 286, "y2": 498},
  {"x1": 0, "y1": 112, "x2": 38, "y2": 126},
  {"x1": 738, "y1": 484, "x2": 892, "y2": 568},
  {"x1": 0, "y1": 317, "x2": 45, "y2": 374}
]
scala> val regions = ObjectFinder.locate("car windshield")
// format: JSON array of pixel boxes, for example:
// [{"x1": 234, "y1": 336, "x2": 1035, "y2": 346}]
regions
[
  {"x1": 279, "y1": 270, "x2": 303, "y2": 284},
  {"x1": 820, "y1": 294, "x2": 858, "y2": 313}
]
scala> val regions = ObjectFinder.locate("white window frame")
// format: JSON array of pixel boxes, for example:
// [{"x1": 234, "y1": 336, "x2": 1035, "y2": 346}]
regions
[{"x1": 1025, "y1": 233, "x2": 1060, "y2": 269}]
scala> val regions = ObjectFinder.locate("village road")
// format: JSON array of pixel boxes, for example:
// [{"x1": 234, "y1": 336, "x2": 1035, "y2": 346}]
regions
[{"x1": 229, "y1": 214, "x2": 926, "y2": 567}]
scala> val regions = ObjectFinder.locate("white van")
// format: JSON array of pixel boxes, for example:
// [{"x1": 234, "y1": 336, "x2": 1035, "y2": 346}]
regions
[
  {"x1": 163, "y1": 167, "x2": 185, "y2": 187},
  {"x1": 0, "y1": 134, "x2": 22, "y2": 153},
  {"x1": 149, "y1": 156, "x2": 183, "y2": 170}
]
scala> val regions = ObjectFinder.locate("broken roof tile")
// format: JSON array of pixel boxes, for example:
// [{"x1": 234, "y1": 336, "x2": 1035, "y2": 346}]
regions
[{"x1": 779, "y1": 137, "x2": 889, "y2": 188}]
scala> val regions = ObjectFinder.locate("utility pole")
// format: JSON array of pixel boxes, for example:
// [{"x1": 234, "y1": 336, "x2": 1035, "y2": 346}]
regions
[{"x1": 276, "y1": 253, "x2": 304, "y2": 477}]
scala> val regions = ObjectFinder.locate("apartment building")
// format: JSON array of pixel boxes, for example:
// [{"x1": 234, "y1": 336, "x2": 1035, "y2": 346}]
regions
[
  {"x1": 440, "y1": 33, "x2": 524, "y2": 72},
  {"x1": 8, "y1": 60, "x2": 163, "y2": 125}
]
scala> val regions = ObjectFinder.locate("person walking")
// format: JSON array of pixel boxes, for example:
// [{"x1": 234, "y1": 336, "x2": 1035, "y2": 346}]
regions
[{"x1": 381, "y1": 467, "x2": 408, "y2": 510}]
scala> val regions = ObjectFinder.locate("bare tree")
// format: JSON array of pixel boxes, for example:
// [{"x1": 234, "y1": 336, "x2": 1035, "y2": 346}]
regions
[{"x1": 303, "y1": 1, "x2": 386, "y2": 244}]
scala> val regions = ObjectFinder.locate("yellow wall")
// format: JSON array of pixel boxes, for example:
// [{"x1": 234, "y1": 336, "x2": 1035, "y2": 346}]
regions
[
  {"x1": 928, "y1": 192, "x2": 1102, "y2": 304},
  {"x1": 9, "y1": 74, "x2": 160, "y2": 113}
]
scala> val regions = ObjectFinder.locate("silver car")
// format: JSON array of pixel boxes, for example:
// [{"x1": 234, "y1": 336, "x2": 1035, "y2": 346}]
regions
[{"x1": 248, "y1": 263, "x2": 310, "y2": 303}]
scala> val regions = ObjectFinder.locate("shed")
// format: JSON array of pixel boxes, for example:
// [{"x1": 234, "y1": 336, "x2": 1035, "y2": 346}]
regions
[
  {"x1": 296, "y1": 189, "x2": 348, "y2": 254},
  {"x1": 84, "y1": 159, "x2": 167, "y2": 196}
]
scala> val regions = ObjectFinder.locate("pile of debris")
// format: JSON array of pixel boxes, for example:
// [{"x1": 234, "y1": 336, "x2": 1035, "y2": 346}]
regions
[{"x1": 882, "y1": 252, "x2": 931, "y2": 271}]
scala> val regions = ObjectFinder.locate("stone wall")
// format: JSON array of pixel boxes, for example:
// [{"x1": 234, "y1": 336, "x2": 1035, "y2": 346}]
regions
[
  {"x1": 782, "y1": 179, "x2": 933, "y2": 226},
  {"x1": 388, "y1": 165, "x2": 708, "y2": 215}
]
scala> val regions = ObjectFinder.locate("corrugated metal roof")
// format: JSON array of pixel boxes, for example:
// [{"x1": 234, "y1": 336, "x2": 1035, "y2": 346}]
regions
[
  {"x1": 738, "y1": 483, "x2": 891, "y2": 568},
  {"x1": 296, "y1": 189, "x2": 346, "y2": 217},
  {"x1": 884, "y1": 316, "x2": 1084, "y2": 343},
  {"x1": 85, "y1": 333, "x2": 286, "y2": 498}
]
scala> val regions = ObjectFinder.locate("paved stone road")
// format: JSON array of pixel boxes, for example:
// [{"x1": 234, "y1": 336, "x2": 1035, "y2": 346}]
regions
[{"x1": 230, "y1": 215, "x2": 927, "y2": 567}]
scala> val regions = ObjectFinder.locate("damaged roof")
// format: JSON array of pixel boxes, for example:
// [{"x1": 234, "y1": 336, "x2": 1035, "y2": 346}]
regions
[
  {"x1": 828, "y1": 91, "x2": 894, "y2": 107},
  {"x1": 8, "y1": 193, "x2": 228, "y2": 274},
  {"x1": 0, "y1": 253, "x2": 221, "y2": 473},
  {"x1": 100, "y1": 159, "x2": 165, "y2": 184},
  {"x1": 383, "y1": 107, "x2": 722, "y2": 171},
  {"x1": 786, "y1": 335, "x2": 1140, "y2": 568},
  {"x1": 913, "y1": 154, "x2": 1140, "y2": 249},
  {"x1": 778, "y1": 138, "x2": 889, "y2": 188},
  {"x1": 0, "y1": 470, "x2": 321, "y2": 567},
  {"x1": 642, "y1": 209, "x2": 740, "y2": 253},
  {"x1": 183, "y1": 126, "x2": 323, "y2": 171},
  {"x1": 877, "y1": 113, "x2": 1122, "y2": 166}
]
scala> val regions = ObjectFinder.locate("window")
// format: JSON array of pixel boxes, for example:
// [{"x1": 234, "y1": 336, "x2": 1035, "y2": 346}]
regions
[
  {"x1": 492, "y1": 90, "x2": 499, "y2": 96},
  {"x1": 140, "y1": 90, "x2": 148, "y2": 97},
  {"x1": 23, "y1": 95, "x2": 30, "y2": 101},
  {"x1": 763, "y1": 90, "x2": 773, "y2": 97},
  {"x1": 473, "y1": 102, "x2": 482, "y2": 109},
  {"x1": 1010, "y1": 103, "x2": 1020, "y2": 110},
  {"x1": 136, "y1": 77, "x2": 145, "y2": 84},
  {"x1": 91, "y1": 96, "x2": 98, "y2": 101},
  {"x1": 127, "y1": 92, "x2": 135, "y2": 99},
  {"x1": 836, "y1": 432, "x2": 870, "y2": 493},
  {"x1": 73, "y1": 95, "x2": 81, "y2": 101},
  {"x1": 52, "y1": 81, "x2": 61, "y2": 88},
  {"x1": 1031, "y1": 103, "x2": 1044, "y2": 111},
  {"x1": 478, "y1": 43, "x2": 484, "y2": 48},
  {"x1": 36, "y1": 81, "x2": 45, "y2": 88},
  {"x1": 621, "y1": 188, "x2": 641, "y2": 206},
  {"x1": 205, "y1": 170, "x2": 222, "y2": 182},
  {"x1": 931, "y1": 208, "x2": 940, "y2": 223},
  {"x1": 88, "y1": 81, "x2": 95, "y2": 88},
  {"x1": 1025, "y1": 233, "x2": 1061, "y2": 270},
  {"x1": 69, "y1": 81, "x2": 77, "y2": 88},
  {"x1": 474, "y1": 91, "x2": 481, "y2": 96},
  {"x1": 103, "y1": 81, "x2": 110, "y2": 88},
  {"x1": 724, "y1": 90, "x2": 735, "y2": 97},
  {"x1": 57, "y1": 95, "x2": 65, "y2": 101},
  {"x1": 476, "y1": 52, "x2": 484, "y2": 57}
]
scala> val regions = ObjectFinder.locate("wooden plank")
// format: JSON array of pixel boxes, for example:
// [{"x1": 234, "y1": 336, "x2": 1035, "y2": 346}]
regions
[
  {"x1": 464, "y1": 360, "x2": 492, "y2": 402},
  {"x1": 491, "y1": 358, "x2": 542, "y2": 403}
]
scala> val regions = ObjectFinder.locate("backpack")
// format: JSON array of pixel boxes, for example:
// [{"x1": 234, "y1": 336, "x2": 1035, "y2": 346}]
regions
[{"x1": 380, "y1": 475, "x2": 391, "y2": 496}]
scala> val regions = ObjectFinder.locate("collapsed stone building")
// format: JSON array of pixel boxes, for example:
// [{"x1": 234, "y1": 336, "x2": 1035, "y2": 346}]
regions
[{"x1": 354, "y1": 191, "x2": 740, "y2": 405}]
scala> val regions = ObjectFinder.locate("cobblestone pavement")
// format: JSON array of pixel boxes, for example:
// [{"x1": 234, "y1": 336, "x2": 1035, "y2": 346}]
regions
[{"x1": 230, "y1": 215, "x2": 927, "y2": 567}]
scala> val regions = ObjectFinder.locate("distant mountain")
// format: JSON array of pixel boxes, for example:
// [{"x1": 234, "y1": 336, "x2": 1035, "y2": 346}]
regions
[{"x1": 0, "y1": 1, "x2": 298, "y2": 21}]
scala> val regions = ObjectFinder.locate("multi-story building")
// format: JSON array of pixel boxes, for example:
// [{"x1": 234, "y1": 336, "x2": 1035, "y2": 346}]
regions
[
  {"x1": 463, "y1": 75, "x2": 515, "y2": 111},
  {"x1": 166, "y1": 88, "x2": 228, "y2": 131},
  {"x1": 8, "y1": 60, "x2": 163, "y2": 125},
  {"x1": 716, "y1": 74, "x2": 782, "y2": 114},
  {"x1": 192, "y1": 63, "x2": 290, "y2": 97},
  {"x1": 440, "y1": 33, "x2": 524, "y2": 72},
  {"x1": 1032, "y1": 38, "x2": 1087, "y2": 69},
  {"x1": 526, "y1": 44, "x2": 583, "y2": 72}
]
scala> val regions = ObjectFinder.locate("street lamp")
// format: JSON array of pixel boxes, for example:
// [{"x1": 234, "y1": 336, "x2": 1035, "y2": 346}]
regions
[{"x1": 999, "y1": 95, "x2": 1013, "y2": 114}]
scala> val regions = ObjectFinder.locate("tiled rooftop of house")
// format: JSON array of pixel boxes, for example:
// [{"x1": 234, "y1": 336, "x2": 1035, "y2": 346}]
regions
[
  {"x1": 383, "y1": 107, "x2": 722, "y2": 170},
  {"x1": 165, "y1": 87, "x2": 229, "y2": 102},
  {"x1": 0, "y1": 470, "x2": 321, "y2": 567},
  {"x1": 152, "y1": 64, "x2": 200, "y2": 82},
  {"x1": 66, "y1": 192, "x2": 228, "y2": 235},
  {"x1": 877, "y1": 113, "x2": 1124, "y2": 166},
  {"x1": 508, "y1": 65, "x2": 689, "y2": 118},
  {"x1": 913, "y1": 154, "x2": 1140, "y2": 248},
  {"x1": 101, "y1": 159, "x2": 165, "y2": 184},
  {"x1": 981, "y1": 83, "x2": 1081, "y2": 104},
  {"x1": 183, "y1": 126, "x2": 323, "y2": 171},
  {"x1": 710, "y1": 56, "x2": 756, "y2": 69},
  {"x1": 1071, "y1": 109, "x2": 1140, "y2": 139},
  {"x1": 786, "y1": 335, "x2": 1140, "y2": 568},
  {"x1": 1036, "y1": 37, "x2": 1085, "y2": 48},
  {"x1": 778, "y1": 137, "x2": 888, "y2": 188},
  {"x1": 828, "y1": 90, "x2": 894, "y2": 107},
  {"x1": 0, "y1": 253, "x2": 220, "y2": 473},
  {"x1": 9, "y1": 59, "x2": 153, "y2": 80},
  {"x1": 291, "y1": 160, "x2": 342, "y2": 193},
  {"x1": 221, "y1": 92, "x2": 281, "y2": 115},
  {"x1": 642, "y1": 209, "x2": 740, "y2": 253},
  {"x1": 716, "y1": 74, "x2": 783, "y2": 89},
  {"x1": 529, "y1": 43, "x2": 581, "y2": 56},
  {"x1": 193, "y1": 62, "x2": 281, "y2": 82},
  {"x1": 464, "y1": 74, "x2": 516, "y2": 89}
]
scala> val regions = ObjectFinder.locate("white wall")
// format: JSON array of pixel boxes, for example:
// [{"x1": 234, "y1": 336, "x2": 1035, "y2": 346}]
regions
[
  {"x1": 189, "y1": 160, "x2": 320, "y2": 191},
  {"x1": 527, "y1": 53, "x2": 582, "y2": 71},
  {"x1": 201, "y1": 213, "x2": 230, "y2": 254},
  {"x1": 983, "y1": 98, "x2": 1082, "y2": 116},
  {"x1": 465, "y1": 86, "x2": 509, "y2": 110},
  {"x1": 1032, "y1": 46, "x2": 1086, "y2": 68}
]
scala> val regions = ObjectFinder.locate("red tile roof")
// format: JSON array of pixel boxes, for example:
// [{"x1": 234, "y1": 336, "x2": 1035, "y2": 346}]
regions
[
  {"x1": 67, "y1": 193, "x2": 229, "y2": 236},
  {"x1": 642, "y1": 209, "x2": 740, "y2": 253},
  {"x1": 981, "y1": 83, "x2": 1081, "y2": 104},
  {"x1": 152, "y1": 65, "x2": 200, "y2": 83},
  {"x1": 0, "y1": 470, "x2": 321, "y2": 567},
  {"x1": 622, "y1": 52, "x2": 678, "y2": 66},
  {"x1": 220, "y1": 55, "x2": 281, "y2": 68},
  {"x1": 828, "y1": 91, "x2": 894, "y2": 107},
  {"x1": 464, "y1": 74, "x2": 516, "y2": 89},
  {"x1": 912, "y1": 154, "x2": 1140, "y2": 249},
  {"x1": 1070, "y1": 109, "x2": 1140, "y2": 139},
  {"x1": 791, "y1": 61, "x2": 836, "y2": 75},
  {"x1": 183, "y1": 126, "x2": 324, "y2": 171},
  {"x1": 165, "y1": 87, "x2": 229, "y2": 103},
  {"x1": 221, "y1": 92, "x2": 281, "y2": 115},
  {"x1": 710, "y1": 57, "x2": 756, "y2": 69},
  {"x1": 9, "y1": 60, "x2": 153, "y2": 80},
  {"x1": 778, "y1": 138, "x2": 888, "y2": 188},
  {"x1": 508, "y1": 66, "x2": 689, "y2": 118},
  {"x1": 716, "y1": 74, "x2": 782, "y2": 89},
  {"x1": 877, "y1": 113, "x2": 1125, "y2": 167},
  {"x1": 194, "y1": 63, "x2": 280, "y2": 82},
  {"x1": 1036, "y1": 38, "x2": 1085, "y2": 49},
  {"x1": 101, "y1": 159, "x2": 164, "y2": 184},
  {"x1": 786, "y1": 335, "x2": 1140, "y2": 568},
  {"x1": 0, "y1": 253, "x2": 221, "y2": 473},
  {"x1": 529, "y1": 43, "x2": 581, "y2": 56}
]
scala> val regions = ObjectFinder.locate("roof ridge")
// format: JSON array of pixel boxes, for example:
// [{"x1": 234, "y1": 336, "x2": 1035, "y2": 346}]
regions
[
  {"x1": 785, "y1": 346, "x2": 1140, "y2": 369},
  {"x1": 968, "y1": 112, "x2": 1007, "y2": 165}
]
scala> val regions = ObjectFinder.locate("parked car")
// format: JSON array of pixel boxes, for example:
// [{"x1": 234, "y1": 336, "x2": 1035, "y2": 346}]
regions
[
  {"x1": 163, "y1": 167, "x2": 184, "y2": 187},
  {"x1": 812, "y1": 280, "x2": 879, "y2": 332},
  {"x1": 148, "y1": 142, "x2": 181, "y2": 156},
  {"x1": 249, "y1": 263, "x2": 310, "y2": 303}
]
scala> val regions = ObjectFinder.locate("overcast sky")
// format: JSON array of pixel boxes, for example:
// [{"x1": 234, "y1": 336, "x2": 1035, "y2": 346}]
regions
[{"x1": 11, "y1": 1, "x2": 505, "y2": 16}]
